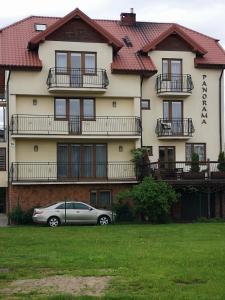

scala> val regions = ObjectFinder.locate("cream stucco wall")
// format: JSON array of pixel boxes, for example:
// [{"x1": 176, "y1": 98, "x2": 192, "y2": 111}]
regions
[
  {"x1": 9, "y1": 41, "x2": 140, "y2": 98},
  {"x1": 15, "y1": 140, "x2": 134, "y2": 162},
  {"x1": 7, "y1": 43, "x2": 224, "y2": 172},
  {"x1": 15, "y1": 96, "x2": 134, "y2": 116},
  {"x1": 13, "y1": 140, "x2": 135, "y2": 181},
  {"x1": 141, "y1": 50, "x2": 222, "y2": 161}
]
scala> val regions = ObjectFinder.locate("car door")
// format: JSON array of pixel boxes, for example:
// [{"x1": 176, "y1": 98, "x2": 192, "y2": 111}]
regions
[
  {"x1": 73, "y1": 202, "x2": 98, "y2": 224},
  {"x1": 55, "y1": 202, "x2": 75, "y2": 223}
]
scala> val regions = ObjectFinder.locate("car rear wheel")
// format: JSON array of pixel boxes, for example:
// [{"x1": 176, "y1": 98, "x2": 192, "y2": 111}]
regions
[
  {"x1": 48, "y1": 216, "x2": 60, "y2": 227},
  {"x1": 98, "y1": 215, "x2": 111, "y2": 225}
]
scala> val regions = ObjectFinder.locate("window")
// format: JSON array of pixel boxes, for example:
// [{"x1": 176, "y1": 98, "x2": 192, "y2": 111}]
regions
[
  {"x1": 75, "y1": 203, "x2": 89, "y2": 210},
  {"x1": 56, "y1": 202, "x2": 74, "y2": 209},
  {"x1": 141, "y1": 99, "x2": 150, "y2": 110},
  {"x1": 55, "y1": 98, "x2": 67, "y2": 119},
  {"x1": 56, "y1": 52, "x2": 67, "y2": 73},
  {"x1": 162, "y1": 59, "x2": 182, "y2": 79},
  {"x1": 34, "y1": 24, "x2": 47, "y2": 31},
  {"x1": 55, "y1": 51, "x2": 96, "y2": 73},
  {"x1": 0, "y1": 148, "x2": 6, "y2": 171},
  {"x1": 54, "y1": 98, "x2": 95, "y2": 120},
  {"x1": 90, "y1": 190, "x2": 111, "y2": 208},
  {"x1": 163, "y1": 101, "x2": 183, "y2": 119},
  {"x1": 83, "y1": 99, "x2": 95, "y2": 119},
  {"x1": 57, "y1": 143, "x2": 107, "y2": 179},
  {"x1": 85, "y1": 53, "x2": 96, "y2": 74},
  {"x1": 186, "y1": 143, "x2": 206, "y2": 162},
  {"x1": 142, "y1": 146, "x2": 153, "y2": 156}
]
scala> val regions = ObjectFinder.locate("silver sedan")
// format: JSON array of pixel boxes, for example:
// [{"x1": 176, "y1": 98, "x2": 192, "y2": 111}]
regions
[{"x1": 32, "y1": 201, "x2": 115, "y2": 227}]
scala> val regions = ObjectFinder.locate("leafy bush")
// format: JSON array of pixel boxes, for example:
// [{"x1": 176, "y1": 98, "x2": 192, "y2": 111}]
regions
[
  {"x1": 9, "y1": 202, "x2": 34, "y2": 225},
  {"x1": 117, "y1": 177, "x2": 178, "y2": 223},
  {"x1": 113, "y1": 201, "x2": 135, "y2": 222},
  {"x1": 218, "y1": 152, "x2": 225, "y2": 172},
  {"x1": 190, "y1": 152, "x2": 200, "y2": 172},
  {"x1": 131, "y1": 148, "x2": 146, "y2": 164}
]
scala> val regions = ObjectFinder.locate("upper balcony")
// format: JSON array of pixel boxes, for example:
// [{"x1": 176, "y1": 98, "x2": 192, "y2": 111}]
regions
[
  {"x1": 46, "y1": 68, "x2": 109, "y2": 93},
  {"x1": 155, "y1": 74, "x2": 194, "y2": 97},
  {"x1": 155, "y1": 118, "x2": 194, "y2": 140},
  {"x1": 11, "y1": 115, "x2": 141, "y2": 138}
]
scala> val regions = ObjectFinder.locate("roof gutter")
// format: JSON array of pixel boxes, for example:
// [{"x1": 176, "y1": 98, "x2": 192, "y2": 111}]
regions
[{"x1": 219, "y1": 69, "x2": 224, "y2": 152}]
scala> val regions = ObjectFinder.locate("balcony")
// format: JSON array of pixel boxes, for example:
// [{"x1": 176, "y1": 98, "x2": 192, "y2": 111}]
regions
[
  {"x1": 11, "y1": 115, "x2": 141, "y2": 138},
  {"x1": 148, "y1": 161, "x2": 225, "y2": 183},
  {"x1": 11, "y1": 162, "x2": 137, "y2": 184},
  {"x1": 47, "y1": 68, "x2": 109, "y2": 93},
  {"x1": 155, "y1": 118, "x2": 194, "y2": 139},
  {"x1": 155, "y1": 74, "x2": 194, "y2": 96}
]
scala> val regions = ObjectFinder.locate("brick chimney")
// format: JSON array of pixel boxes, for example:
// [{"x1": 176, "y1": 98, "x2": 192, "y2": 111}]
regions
[{"x1": 120, "y1": 8, "x2": 136, "y2": 26}]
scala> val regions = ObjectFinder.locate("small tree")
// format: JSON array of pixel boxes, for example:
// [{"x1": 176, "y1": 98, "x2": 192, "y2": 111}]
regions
[
  {"x1": 190, "y1": 152, "x2": 200, "y2": 172},
  {"x1": 116, "y1": 177, "x2": 178, "y2": 223},
  {"x1": 131, "y1": 148, "x2": 149, "y2": 180},
  {"x1": 218, "y1": 152, "x2": 225, "y2": 172}
]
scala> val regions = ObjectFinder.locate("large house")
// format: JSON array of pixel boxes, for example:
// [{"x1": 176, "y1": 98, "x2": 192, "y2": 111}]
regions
[{"x1": 0, "y1": 8, "x2": 225, "y2": 221}]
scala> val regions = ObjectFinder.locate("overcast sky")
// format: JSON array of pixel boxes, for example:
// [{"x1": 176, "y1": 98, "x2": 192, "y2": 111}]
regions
[{"x1": 0, "y1": 0, "x2": 225, "y2": 48}]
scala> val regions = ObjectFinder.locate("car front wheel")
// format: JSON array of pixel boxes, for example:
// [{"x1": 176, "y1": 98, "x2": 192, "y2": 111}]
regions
[
  {"x1": 48, "y1": 216, "x2": 60, "y2": 227},
  {"x1": 98, "y1": 215, "x2": 111, "y2": 225}
]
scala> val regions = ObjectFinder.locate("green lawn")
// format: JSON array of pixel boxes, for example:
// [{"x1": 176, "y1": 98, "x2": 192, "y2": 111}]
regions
[{"x1": 0, "y1": 223, "x2": 225, "y2": 299}]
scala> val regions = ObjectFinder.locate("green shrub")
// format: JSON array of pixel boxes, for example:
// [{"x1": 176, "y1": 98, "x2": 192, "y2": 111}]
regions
[
  {"x1": 117, "y1": 177, "x2": 178, "y2": 223},
  {"x1": 218, "y1": 152, "x2": 225, "y2": 172},
  {"x1": 9, "y1": 202, "x2": 34, "y2": 225},
  {"x1": 191, "y1": 152, "x2": 200, "y2": 172},
  {"x1": 113, "y1": 201, "x2": 135, "y2": 222}
]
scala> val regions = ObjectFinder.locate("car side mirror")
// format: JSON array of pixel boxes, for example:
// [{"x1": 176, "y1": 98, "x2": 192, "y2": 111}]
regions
[{"x1": 89, "y1": 207, "x2": 93, "y2": 211}]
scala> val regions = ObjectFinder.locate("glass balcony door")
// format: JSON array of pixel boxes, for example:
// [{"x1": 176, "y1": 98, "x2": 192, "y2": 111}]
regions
[
  {"x1": 163, "y1": 101, "x2": 183, "y2": 136},
  {"x1": 162, "y1": 59, "x2": 182, "y2": 91},
  {"x1": 69, "y1": 99, "x2": 81, "y2": 134},
  {"x1": 57, "y1": 144, "x2": 107, "y2": 180},
  {"x1": 71, "y1": 53, "x2": 82, "y2": 87},
  {"x1": 159, "y1": 146, "x2": 176, "y2": 169}
]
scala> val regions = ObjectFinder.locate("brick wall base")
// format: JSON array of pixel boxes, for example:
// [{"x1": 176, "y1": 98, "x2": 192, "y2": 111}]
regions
[{"x1": 8, "y1": 183, "x2": 134, "y2": 212}]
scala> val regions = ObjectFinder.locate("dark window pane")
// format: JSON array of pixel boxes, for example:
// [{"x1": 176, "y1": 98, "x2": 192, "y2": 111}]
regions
[
  {"x1": 56, "y1": 203, "x2": 74, "y2": 209},
  {"x1": 96, "y1": 144, "x2": 106, "y2": 177},
  {"x1": 83, "y1": 145, "x2": 93, "y2": 177},
  {"x1": 71, "y1": 145, "x2": 80, "y2": 177},
  {"x1": 57, "y1": 144, "x2": 68, "y2": 177},
  {"x1": 99, "y1": 191, "x2": 111, "y2": 208},
  {"x1": 75, "y1": 203, "x2": 89, "y2": 210},
  {"x1": 141, "y1": 100, "x2": 150, "y2": 110},
  {"x1": 0, "y1": 148, "x2": 6, "y2": 171},
  {"x1": 90, "y1": 191, "x2": 97, "y2": 207}
]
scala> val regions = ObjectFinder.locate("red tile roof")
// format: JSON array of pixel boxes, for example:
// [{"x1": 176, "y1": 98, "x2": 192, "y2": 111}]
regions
[
  {"x1": 29, "y1": 8, "x2": 123, "y2": 52},
  {"x1": 141, "y1": 24, "x2": 207, "y2": 55},
  {"x1": 0, "y1": 9, "x2": 225, "y2": 72}
]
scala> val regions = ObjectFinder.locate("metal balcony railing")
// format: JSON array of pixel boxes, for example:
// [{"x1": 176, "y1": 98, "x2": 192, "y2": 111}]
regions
[
  {"x1": 155, "y1": 118, "x2": 194, "y2": 137},
  {"x1": 11, "y1": 115, "x2": 141, "y2": 136},
  {"x1": 11, "y1": 162, "x2": 137, "y2": 183},
  {"x1": 148, "y1": 161, "x2": 225, "y2": 181},
  {"x1": 155, "y1": 74, "x2": 194, "y2": 94},
  {"x1": 47, "y1": 67, "x2": 109, "y2": 89}
]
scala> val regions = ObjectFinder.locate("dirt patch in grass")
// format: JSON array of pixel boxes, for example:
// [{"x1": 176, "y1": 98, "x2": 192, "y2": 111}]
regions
[{"x1": 1, "y1": 275, "x2": 111, "y2": 297}]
